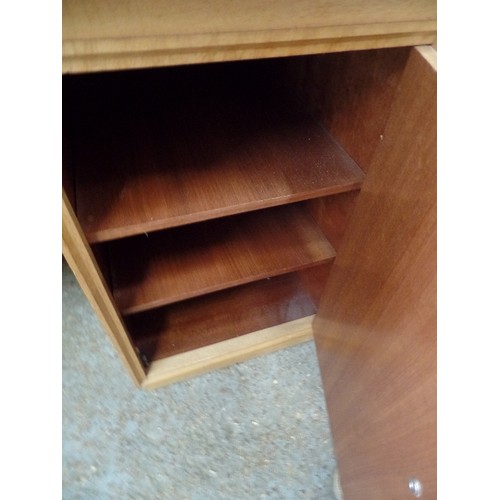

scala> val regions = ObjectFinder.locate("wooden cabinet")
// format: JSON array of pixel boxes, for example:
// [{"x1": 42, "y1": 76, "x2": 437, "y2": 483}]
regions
[{"x1": 62, "y1": 1, "x2": 436, "y2": 497}]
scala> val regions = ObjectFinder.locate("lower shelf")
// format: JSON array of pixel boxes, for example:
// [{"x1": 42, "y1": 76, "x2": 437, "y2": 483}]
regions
[
  {"x1": 126, "y1": 272, "x2": 319, "y2": 362},
  {"x1": 109, "y1": 204, "x2": 335, "y2": 314},
  {"x1": 141, "y1": 315, "x2": 314, "y2": 389}
]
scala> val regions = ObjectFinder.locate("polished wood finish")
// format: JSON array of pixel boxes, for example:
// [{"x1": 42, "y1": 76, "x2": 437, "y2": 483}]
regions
[
  {"x1": 128, "y1": 273, "x2": 317, "y2": 361},
  {"x1": 313, "y1": 47, "x2": 436, "y2": 498},
  {"x1": 142, "y1": 315, "x2": 314, "y2": 389},
  {"x1": 62, "y1": 0, "x2": 436, "y2": 73},
  {"x1": 283, "y1": 47, "x2": 410, "y2": 172},
  {"x1": 62, "y1": 191, "x2": 146, "y2": 385},
  {"x1": 109, "y1": 205, "x2": 335, "y2": 314},
  {"x1": 67, "y1": 62, "x2": 365, "y2": 243},
  {"x1": 299, "y1": 192, "x2": 362, "y2": 307},
  {"x1": 297, "y1": 263, "x2": 333, "y2": 308},
  {"x1": 305, "y1": 191, "x2": 361, "y2": 251}
]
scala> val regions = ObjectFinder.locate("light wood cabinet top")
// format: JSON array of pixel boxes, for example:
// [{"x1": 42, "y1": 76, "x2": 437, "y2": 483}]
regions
[{"x1": 62, "y1": 0, "x2": 436, "y2": 73}]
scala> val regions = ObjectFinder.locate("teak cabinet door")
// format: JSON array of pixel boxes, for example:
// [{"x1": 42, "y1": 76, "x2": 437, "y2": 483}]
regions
[{"x1": 313, "y1": 46, "x2": 436, "y2": 498}]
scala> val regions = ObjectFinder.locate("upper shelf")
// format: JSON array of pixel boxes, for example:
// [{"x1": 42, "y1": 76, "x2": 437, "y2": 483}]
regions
[
  {"x1": 62, "y1": 0, "x2": 437, "y2": 73},
  {"x1": 69, "y1": 62, "x2": 365, "y2": 243}
]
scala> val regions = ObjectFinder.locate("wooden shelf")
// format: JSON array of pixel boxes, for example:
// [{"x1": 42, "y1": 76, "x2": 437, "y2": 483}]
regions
[
  {"x1": 126, "y1": 272, "x2": 317, "y2": 362},
  {"x1": 109, "y1": 204, "x2": 335, "y2": 314},
  {"x1": 68, "y1": 62, "x2": 365, "y2": 243}
]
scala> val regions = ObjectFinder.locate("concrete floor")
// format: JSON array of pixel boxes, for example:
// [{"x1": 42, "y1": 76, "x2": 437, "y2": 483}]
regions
[{"x1": 62, "y1": 260, "x2": 337, "y2": 499}]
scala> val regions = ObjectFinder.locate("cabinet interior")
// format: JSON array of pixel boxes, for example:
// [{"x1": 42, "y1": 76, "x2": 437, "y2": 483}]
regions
[{"x1": 63, "y1": 47, "x2": 411, "y2": 372}]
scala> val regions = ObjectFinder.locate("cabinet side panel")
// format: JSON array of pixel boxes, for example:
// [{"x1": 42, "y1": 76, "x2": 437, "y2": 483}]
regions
[
  {"x1": 283, "y1": 47, "x2": 410, "y2": 172},
  {"x1": 304, "y1": 191, "x2": 361, "y2": 251},
  {"x1": 62, "y1": 191, "x2": 146, "y2": 385},
  {"x1": 313, "y1": 47, "x2": 436, "y2": 498}
]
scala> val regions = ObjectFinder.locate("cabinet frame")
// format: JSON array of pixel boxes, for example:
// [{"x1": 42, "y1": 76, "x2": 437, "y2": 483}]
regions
[
  {"x1": 62, "y1": 1, "x2": 436, "y2": 390},
  {"x1": 63, "y1": 191, "x2": 319, "y2": 387}
]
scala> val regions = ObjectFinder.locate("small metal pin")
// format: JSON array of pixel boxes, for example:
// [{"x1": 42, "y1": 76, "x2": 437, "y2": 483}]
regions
[{"x1": 408, "y1": 477, "x2": 423, "y2": 497}]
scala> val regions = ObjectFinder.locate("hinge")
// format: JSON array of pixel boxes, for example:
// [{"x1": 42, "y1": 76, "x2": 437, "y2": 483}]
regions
[{"x1": 135, "y1": 346, "x2": 151, "y2": 369}]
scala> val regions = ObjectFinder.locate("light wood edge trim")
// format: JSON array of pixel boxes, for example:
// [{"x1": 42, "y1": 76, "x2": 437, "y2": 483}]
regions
[
  {"x1": 416, "y1": 45, "x2": 437, "y2": 70},
  {"x1": 63, "y1": 21, "x2": 437, "y2": 56},
  {"x1": 142, "y1": 315, "x2": 315, "y2": 389},
  {"x1": 62, "y1": 190, "x2": 146, "y2": 385},
  {"x1": 63, "y1": 31, "x2": 436, "y2": 74}
]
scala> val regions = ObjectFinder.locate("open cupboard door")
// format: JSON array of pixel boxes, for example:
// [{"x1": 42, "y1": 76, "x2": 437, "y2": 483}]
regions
[{"x1": 313, "y1": 46, "x2": 436, "y2": 498}]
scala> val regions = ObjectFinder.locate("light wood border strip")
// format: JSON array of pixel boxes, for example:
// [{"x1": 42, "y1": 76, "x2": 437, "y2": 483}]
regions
[
  {"x1": 63, "y1": 21, "x2": 436, "y2": 57},
  {"x1": 416, "y1": 44, "x2": 437, "y2": 70},
  {"x1": 63, "y1": 0, "x2": 437, "y2": 74},
  {"x1": 142, "y1": 315, "x2": 314, "y2": 389},
  {"x1": 63, "y1": 31, "x2": 436, "y2": 74},
  {"x1": 62, "y1": 190, "x2": 146, "y2": 385}
]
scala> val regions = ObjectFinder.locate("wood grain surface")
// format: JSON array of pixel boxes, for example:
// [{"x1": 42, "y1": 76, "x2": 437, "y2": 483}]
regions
[
  {"x1": 313, "y1": 46, "x2": 436, "y2": 498},
  {"x1": 283, "y1": 47, "x2": 411, "y2": 173},
  {"x1": 128, "y1": 273, "x2": 317, "y2": 361},
  {"x1": 296, "y1": 263, "x2": 333, "y2": 309},
  {"x1": 109, "y1": 205, "x2": 335, "y2": 314},
  {"x1": 142, "y1": 315, "x2": 314, "y2": 389},
  {"x1": 305, "y1": 191, "x2": 361, "y2": 251},
  {"x1": 67, "y1": 61, "x2": 365, "y2": 243},
  {"x1": 62, "y1": 0, "x2": 436, "y2": 73},
  {"x1": 62, "y1": 191, "x2": 146, "y2": 384}
]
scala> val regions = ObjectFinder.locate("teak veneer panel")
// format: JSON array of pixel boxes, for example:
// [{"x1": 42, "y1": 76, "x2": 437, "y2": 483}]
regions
[
  {"x1": 110, "y1": 205, "x2": 335, "y2": 314},
  {"x1": 313, "y1": 47, "x2": 436, "y2": 498},
  {"x1": 68, "y1": 63, "x2": 365, "y2": 243},
  {"x1": 62, "y1": 0, "x2": 436, "y2": 73},
  {"x1": 128, "y1": 273, "x2": 317, "y2": 362}
]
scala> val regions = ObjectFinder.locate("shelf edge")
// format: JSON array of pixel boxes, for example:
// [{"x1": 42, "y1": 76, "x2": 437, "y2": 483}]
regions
[{"x1": 86, "y1": 182, "x2": 364, "y2": 244}]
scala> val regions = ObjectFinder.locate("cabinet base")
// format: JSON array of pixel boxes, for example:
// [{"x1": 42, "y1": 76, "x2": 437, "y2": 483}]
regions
[{"x1": 142, "y1": 315, "x2": 314, "y2": 389}]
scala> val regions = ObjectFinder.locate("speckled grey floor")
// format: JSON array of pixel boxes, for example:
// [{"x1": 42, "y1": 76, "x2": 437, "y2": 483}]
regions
[{"x1": 62, "y1": 260, "x2": 337, "y2": 499}]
